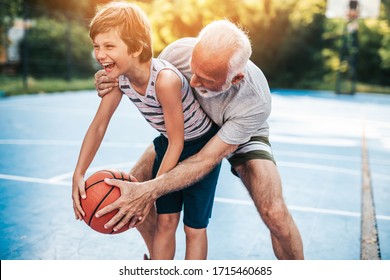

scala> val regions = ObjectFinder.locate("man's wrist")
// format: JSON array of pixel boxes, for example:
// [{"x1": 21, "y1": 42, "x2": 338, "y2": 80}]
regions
[{"x1": 138, "y1": 181, "x2": 158, "y2": 201}]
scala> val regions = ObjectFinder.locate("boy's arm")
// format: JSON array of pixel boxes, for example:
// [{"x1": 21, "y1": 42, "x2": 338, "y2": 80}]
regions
[
  {"x1": 72, "y1": 88, "x2": 122, "y2": 220},
  {"x1": 154, "y1": 69, "x2": 184, "y2": 177}
]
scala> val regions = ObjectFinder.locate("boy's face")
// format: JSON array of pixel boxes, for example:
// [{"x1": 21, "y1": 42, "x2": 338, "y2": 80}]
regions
[{"x1": 93, "y1": 29, "x2": 132, "y2": 78}]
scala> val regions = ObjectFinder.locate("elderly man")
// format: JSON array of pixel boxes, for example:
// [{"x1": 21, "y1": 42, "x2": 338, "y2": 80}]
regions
[{"x1": 88, "y1": 20, "x2": 304, "y2": 259}]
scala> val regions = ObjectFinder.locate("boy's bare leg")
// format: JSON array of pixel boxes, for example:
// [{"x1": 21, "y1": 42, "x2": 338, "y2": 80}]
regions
[
  {"x1": 129, "y1": 143, "x2": 157, "y2": 257},
  {"x1": 184, "y1": 226, "x2": 207, "y2": 260},
  {"x1": 152, "y1": 213, "x2": 180, "y2": 259}
]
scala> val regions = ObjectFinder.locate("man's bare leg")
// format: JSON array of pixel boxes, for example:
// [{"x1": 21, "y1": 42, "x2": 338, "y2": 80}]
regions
[
  {"x1": 129, "y1": 143, "x2": 157, "y2": 258},
  {"x1": 234, "y1": 159, "x2": 304, "y2": 259}
]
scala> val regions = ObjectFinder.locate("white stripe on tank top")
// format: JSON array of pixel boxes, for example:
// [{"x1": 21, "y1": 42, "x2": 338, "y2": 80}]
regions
[{"x1": 119, "y1": 58, "x2": 213, "y2": 141}]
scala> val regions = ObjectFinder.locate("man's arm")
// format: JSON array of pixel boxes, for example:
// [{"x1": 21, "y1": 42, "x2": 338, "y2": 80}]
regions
[
  {"x1": 94, "y1": 70, "x2": 118, "y2": 97},
  {"x1": 151, "y1": 135, "x2": 235, "y2": 197},
  {"x1": 96, "y1": 135, "x2": 238, "y2": 231}
]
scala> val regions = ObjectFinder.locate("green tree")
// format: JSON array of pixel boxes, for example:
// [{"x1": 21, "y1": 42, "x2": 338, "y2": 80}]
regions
[
  {"x1": 323, "y1": 1, "x2": 390, "y2": 87},
  {"x1": 248, "y1": 0, "x2": 327, "y2": 87},
  {"x1": 143, "y1": 0, "x2": 258, "y2": 55},
  {"x1": 25, "y1": 0, "x2": 104, "y2": 19},
  {"x1": 6, "y1": 0, "x2": 390, "y2": 89},
  {"x1": 358, "y1": 19, "x2": 390, "y2": 85},
  {"x1": 378, "y1": 1, "x2": 390, "y2": 74},
  {"x1": 21, "y1": 16, "x2": 95, "y2": 78},
  {"x1": 0, "y1": 0, "x2": 23, "y2": 59}
]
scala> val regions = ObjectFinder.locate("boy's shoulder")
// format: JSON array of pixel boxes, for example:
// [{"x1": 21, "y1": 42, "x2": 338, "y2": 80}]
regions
[{"x1": 152, "y1": 59, "x2": 183, "y2": 89}]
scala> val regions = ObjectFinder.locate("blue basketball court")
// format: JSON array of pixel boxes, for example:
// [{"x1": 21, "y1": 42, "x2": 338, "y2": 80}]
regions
[{"x1": 0, "y1": 89, "x2": 389, "y2": 260}]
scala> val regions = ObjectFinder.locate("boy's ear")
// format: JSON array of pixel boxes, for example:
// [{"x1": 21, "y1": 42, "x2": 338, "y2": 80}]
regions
[{"x1": 131, "y1": 47, "x2": 143, "y2": 58}]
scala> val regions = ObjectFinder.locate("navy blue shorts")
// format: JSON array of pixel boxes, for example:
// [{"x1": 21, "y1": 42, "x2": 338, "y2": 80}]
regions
[{"x1": 152, "y1": 124, "x2": 221, "y2": 229}]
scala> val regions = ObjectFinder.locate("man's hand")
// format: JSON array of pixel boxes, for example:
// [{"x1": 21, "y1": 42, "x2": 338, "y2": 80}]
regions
[
  {"x1": 94, "y1": 70, "x2": 119, "y2": 98},
  {"x1": 95, "y1": 177, "x2": 155, "y2": 232}
]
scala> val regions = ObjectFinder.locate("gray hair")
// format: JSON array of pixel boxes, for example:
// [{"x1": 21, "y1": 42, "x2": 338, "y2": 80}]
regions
[{"x1": 197, "y1": 19, "x2": 252, "y2": 81}]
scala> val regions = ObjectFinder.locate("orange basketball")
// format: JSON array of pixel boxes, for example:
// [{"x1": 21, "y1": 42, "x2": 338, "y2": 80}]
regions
[{"x1": 81, "y1": 169, "x2": 131, "y2": 234}]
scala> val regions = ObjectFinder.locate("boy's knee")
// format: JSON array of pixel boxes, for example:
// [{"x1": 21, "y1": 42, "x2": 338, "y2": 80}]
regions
[
  {"x1": 184, "y1": 225, "x2": 206, "y2": 238},
  {"x1": 157, "y1": 214, "x2": 179, "y2": 232}
]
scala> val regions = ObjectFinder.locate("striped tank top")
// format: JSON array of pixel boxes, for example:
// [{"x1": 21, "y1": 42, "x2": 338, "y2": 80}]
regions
[{"x1": 119, "y1": 58, "x2": 213, "y2": 141}]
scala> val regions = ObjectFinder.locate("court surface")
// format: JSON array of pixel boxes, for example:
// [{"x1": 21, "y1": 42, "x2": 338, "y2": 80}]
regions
[{"x1": 0, "y1": 89, "x2": 389, "y2": 260}]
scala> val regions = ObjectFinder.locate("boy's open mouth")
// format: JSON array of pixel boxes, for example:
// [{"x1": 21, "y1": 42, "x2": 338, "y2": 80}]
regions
[{"x1": 102, "y1": 62, "x2": 115, "y2": 72}]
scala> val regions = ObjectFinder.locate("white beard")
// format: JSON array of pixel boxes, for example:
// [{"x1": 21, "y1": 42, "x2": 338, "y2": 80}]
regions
[{"x1": 195, "y1": 81, "x2": 232, "y2": 98}]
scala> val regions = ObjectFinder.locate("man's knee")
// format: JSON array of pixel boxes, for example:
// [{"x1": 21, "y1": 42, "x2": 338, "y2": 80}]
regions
[
  {"x1": 130, "y1": 143, "x2": 156, "y2": 181},
  {"x1": 261, "y1": 200, "x2": 293, "y2": 236},
  {"x1": 262, "y1": 199, "x2": 289, "y2": 221},
  {"x1": 137, "y1": 210, "x2": 156, "y2": 232}
]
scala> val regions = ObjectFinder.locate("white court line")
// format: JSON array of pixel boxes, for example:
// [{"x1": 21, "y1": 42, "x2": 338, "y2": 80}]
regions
[
  {"x1": 214, "y1": 197, "x2": 359, "y2": 217},
  {"x1": 278, "y1": 162, "x2": 390, "y2": 181},
  {"x1": 2, "y1": 138, "x2": 389, "y2": 166},
  {"x1": 1, "y1": 173, "x2": 389, "y2": 221},
  {"x1": 276, "y1": 151, "x2": 360, "y2": 162},
  {"x1": 278, "y1": 162, "x2": 360, "y2": 176},
  {"x1": 0, "y1": 103, "x2": 142, "y2": 119},
  {"x1": 47, "y1": 162, "x2": 135, "y2": 182},
  {"x1": 271, "y1": 135, "x2": 358, "y2": 147},
  {"x1": 0, "y1": 137, "x2": 360, "y2": 148},
  {"x1": 277, "y1": 150, "x2": 390, "y2": 166},
  {"x1": 0, "y1": 139, "x2": 80, "y2": 145},
  {"x1": 215, "y1": 197, "x2": 390, "y2": 221},
  {"x1": 0, "y1": 174, "x2": 69, "y2": 186},
  {"x1": 0, "y1": 139, "x2": 149, "y2": 148}
]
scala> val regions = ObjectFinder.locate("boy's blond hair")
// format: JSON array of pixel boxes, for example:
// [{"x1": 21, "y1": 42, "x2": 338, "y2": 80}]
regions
[{"x1": 89, "y1": 1, "x2": 152, "y2": 63}]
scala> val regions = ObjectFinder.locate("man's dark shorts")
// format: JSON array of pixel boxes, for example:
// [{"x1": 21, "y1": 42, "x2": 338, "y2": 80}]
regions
[{"x1": 227, "y1": 136, "x2": 276, "y2": 177}]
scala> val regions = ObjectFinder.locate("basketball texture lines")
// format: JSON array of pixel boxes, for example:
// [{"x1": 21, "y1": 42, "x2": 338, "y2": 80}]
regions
[{"x1": 82, "y1": 169, "x2": 132, "y2": 234}]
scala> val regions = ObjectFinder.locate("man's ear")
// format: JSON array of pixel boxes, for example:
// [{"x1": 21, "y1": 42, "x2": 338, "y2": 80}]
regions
[{"x1": 231, "y1": 72, "x2": 244, "y2": 85}]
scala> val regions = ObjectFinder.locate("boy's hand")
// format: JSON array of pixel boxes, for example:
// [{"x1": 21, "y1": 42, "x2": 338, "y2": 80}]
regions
[
  {"x1": 94, "y1": 70, "x2": 119, "y2": 98},
  {"x1": 72, "y1": 175, "x2": 86, "y2": 220}
]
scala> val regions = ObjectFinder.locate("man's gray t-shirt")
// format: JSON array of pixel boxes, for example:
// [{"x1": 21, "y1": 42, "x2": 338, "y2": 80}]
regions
[{"x1": 158, "y1": 37, "x2": 271, "y2": 146}]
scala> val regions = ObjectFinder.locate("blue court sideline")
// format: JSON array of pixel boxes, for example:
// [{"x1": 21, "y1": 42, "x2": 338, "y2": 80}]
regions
[{"x1": 0, "y1": 89, "x2": 389, "y2": 260}]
